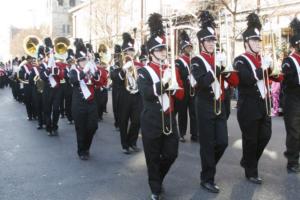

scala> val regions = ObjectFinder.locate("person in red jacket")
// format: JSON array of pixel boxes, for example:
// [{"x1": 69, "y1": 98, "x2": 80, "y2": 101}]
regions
[
  {"x1": 94, "y1": 50, "x2": 109, "y2": 121},
  {"x1": 191, "y1": 11, "x2": 239, "y2": 193},
  {"x1": 137, "y1": 13, "x2": 184, "y2": 200}
]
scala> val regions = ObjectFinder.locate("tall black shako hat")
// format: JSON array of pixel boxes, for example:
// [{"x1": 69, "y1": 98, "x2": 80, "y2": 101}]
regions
[
  {"x1": 242, "y1": 13, "x2": 262, "y2": 41},
  {"x1": 74, "y1": 38, "x2": 87, "y2": 62},
  {"x1": 180, "y1": 30, "x2": 192, "y2": 50},
  {"x1": 66, "y1": 49, "x2": 75, "y2": 62},
  {"x1": 44, "y1": 37, "x2": 53, "y2": 54},
  {"x1": 122, "y1": 33, "x2": 135, "y2": 52},
  {"x1": 37, "y1": 45, "x2": 45, "y2": 61},
  {"x1": 197, "y1": 11, "x2": 216, "y2": 42},
  {"x1": 114, "y1": 44, "x2": 122, "y2": 54},
  {"x1": 290, "y1": 17, "x2": 300, "y2": 47},
  {"x1": 139, "y1": 44, "x2": 148, "y2": 61},
  {"x1": 147, "y1": 13, "x2": 166, "y2": 53}
]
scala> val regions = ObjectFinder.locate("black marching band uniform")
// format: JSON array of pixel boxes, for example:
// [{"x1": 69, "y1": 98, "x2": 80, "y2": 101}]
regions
[
  {"x1": 175, "y1": 30, "x2": 198, "y2": 142},
  {"x1": 191, "y1": 11, "x2": 239, "y2": 193},
  {"x1": 137, "y1": 13, "x2": 184, "y2": 200},
  {"x1": 282, "y1": 18, "x2": 300, "y2": 173},
  {"x1": 110, "y1": 45, "x2": 123, "y2": 129},
  {"x1": 233, "y1": 13, "x2": 282, "y2": 183},
  {"x1": 40, "y1": 37, "x2": 64, "y2": 136},
  {"x1": 69, "y1": 39, "x2": 102, "y2": 160},
  {"x1": 18, "y1": 55, "x2": 34, "y2": 120},
  {"x1": 64, "y1": 49, "x2": 75, "y2": 124},
  {"x1": 115, "y1": 32, "x2": 142, "y2": 154},
  {"x1": 29, "y1": 46, "x2": 45, "y2": 129}
]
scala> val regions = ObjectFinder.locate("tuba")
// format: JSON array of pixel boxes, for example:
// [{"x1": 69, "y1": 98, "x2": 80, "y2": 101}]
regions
[
  {"x1": 23, "y1": 35, "x2": 40, "y2": 57},
  {"x1": 54, "y1": 37, "x2": 70, "y2": 61}
]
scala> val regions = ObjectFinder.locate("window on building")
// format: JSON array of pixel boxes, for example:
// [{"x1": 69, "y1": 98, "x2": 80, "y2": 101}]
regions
[
  {"x1": 67, "y1": 25, "x2": 70, "y2": 34},
  {"x1": 69, "y1": 0, "x2": 75, "y2": 7},
  {"x1": 62, "y1": 24, "x2": 66, "y2": 34},
  {"x1": 57, "y1": 0, "x2": 63, "y2": 6}
]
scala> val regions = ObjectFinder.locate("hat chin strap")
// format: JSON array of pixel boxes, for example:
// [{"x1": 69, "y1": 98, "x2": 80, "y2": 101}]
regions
[
  {"x1": 247, "y1": 41, "x2": 259, "y2": 54},
  {"x1": 152, "y1": 52, "x2": 166, "y2": 65},
  {"x1": 201, "y1": 41, "x2": 213, "y2": 55}
]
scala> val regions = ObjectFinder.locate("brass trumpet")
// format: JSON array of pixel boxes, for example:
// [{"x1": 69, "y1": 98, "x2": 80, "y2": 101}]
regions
[{"x1": 122, "y1": 53, "x2": 139, "y2": 94}]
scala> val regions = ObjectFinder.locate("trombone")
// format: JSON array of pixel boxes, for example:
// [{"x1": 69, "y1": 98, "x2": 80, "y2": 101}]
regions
[{"x1": 159, "y1": 17, "x2": 184, "y2": 135}]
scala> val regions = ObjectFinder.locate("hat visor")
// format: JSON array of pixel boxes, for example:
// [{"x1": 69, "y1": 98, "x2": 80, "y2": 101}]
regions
[
  {"x1": 150, "y1": 44, "x2": 167, "y2": 52},
  {"x1": 247, "y1": 36, "x2": 262, "y2": 41}
]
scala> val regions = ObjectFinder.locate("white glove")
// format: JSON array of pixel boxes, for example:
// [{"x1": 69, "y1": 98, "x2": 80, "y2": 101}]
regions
[
  {"x1": 262, "y1": 55, "x2": 273, "y2": 71},
  {"x1": 83, "y1": 63, "x2": 90, "y2": 74},
  {"x1": 216, "y1": 51, "x2": 226, "y2": 67},
  {"x1": 162, "y1": 68, "x2": 172, "y2": 86},
  {"x1": 122, "y1": 61, "x2": 132, "y2": 71}
]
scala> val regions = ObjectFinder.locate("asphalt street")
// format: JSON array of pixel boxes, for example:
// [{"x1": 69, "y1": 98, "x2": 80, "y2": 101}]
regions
[{"x1": 0, "y1": 87, "x2": 299, "y2": 200}]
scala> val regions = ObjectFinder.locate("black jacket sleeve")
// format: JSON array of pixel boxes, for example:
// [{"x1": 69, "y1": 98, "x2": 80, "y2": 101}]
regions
[{"x1": 191, "y1": 57, "x2": 214, "y2": 89}]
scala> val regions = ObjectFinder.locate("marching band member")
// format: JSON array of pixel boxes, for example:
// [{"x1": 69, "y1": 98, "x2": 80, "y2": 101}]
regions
[
  {"x1": 95, "y1": 45, "x2": 109, "y2": 121},
  {"x1": 110, "y1": 45, "x2": 123, "y2": 130},
  {"x1": 116, "y1": 32, "x2": 142, "y2": 154},
  {"x1": 137, "y1": 13, "x2": 184, "y2": 200},
  {"x1": 18, "y1": 55, "x2": 34, "y2": 120},
  {"x1": 233, "y1": 13, "x2": 282, "y2": 184},
  {"x1": 0, "y1": 64, "x2": 5, "y2": 89},
  {"x1": 175, "y1": 30, "x2": 198, "y2": 142},
  {"x1": 29, "y1": 46, "x2": 45, "y2": 129},
  {"x1": 69, "y1": 38, "x2": 102, "y2": 160},
  {"x1": 191, "y1": 11, "x2": 239, "y2": 193},
  {"x1": 139, "y1": 44, "x2": 149, "y2": 66},
  {"x1": 282, "y1": 18, "x2": 300, "y2": 173},
  {"x1": 64, "y1": 49, "x2": 76, "y2": 124},
  {"x1": 40, "y1": 37, "x2": 64, "y2": 136}
]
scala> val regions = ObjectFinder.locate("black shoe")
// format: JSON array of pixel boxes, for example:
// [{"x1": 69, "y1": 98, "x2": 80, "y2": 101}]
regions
[
  {"x1": 130, "y1": 145, "x2": 140, "y2": 152},
  {"x1": 60, "y1": 115, "x2": 65, "y2": 119},
  {"x1": 287, "y1": 165, "x2": 300, "y2": 174},
  {"x1": 122, "y1": 148, "x2": 131, "y2": 154},
  {"x1": 79, "y1": 155, "x2": 89, "y2": 160},
  {"x1": 201, "y1": 182, "x2": 220, "y2": 193},
  {"x1": 37, "y1": 125, "x2": 43, "y2": 130},
  {"x1": 246, "y1": 176, "x2": 263, "y2": 184},
  {"x1": 179, "y1": 137, "x2": 185, "y2": 143},
  {"x1": 240, "y1": 160, "x2": 246, "y2": 168},
  {"x1": 150, "y1": 194, "x2": 161, "y2": 200},
  {"x1": 68, "y1": 120, "x2": 73, "y2": 125},
  {"x1": 52, "y1": 130, "x2": 58, "y2": 136}
]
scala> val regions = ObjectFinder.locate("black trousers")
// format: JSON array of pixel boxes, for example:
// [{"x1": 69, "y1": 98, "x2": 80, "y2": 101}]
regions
[
  {"x1": 23, "y1": 84, "x2": 34, "y2": 119},
  {"x1": 238, "y1": 116, "x2": 271, "y2": 177},
  {"x1": 72, "y1": 100, "x2": 98, "y2": 156},
  {"x1": 283, "y1": 94, "x2": 300, "y2": 167},
  {"x1": 142, "y1": 132, "x2": 179, "y2": 195},
  {"x1": 112, "y1": 86, "x2": 120, "y2": 128},
  {"x1": 59, "y1": 83, "x2": 67, "y2": 116},
  {"x1": 43, "y1": 86, "x2": 62, "y2": 132},
  {"x1": 118, "y1": 91, "x2": 141, "y2": 149},
  {"x1": 175, "y1": 95, "x2": 197, "y2": 138},
  {"x1": 32, "y1": 88, "x2": 43, "y2": 127},
  {"x1": 95, "y1": 88, "x2": 108, "y2": 120},
  {"x1": 65, "y1": 85, "x2": 73, "y2": 122},
  {"x1": 198, "y1": 115, "x2": 228, "y2": 183}
]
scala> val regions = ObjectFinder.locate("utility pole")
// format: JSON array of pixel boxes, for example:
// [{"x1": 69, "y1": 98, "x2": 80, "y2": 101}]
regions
[{"x1": 141, "y1": 0, "x2": 144, "y2": 44}]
